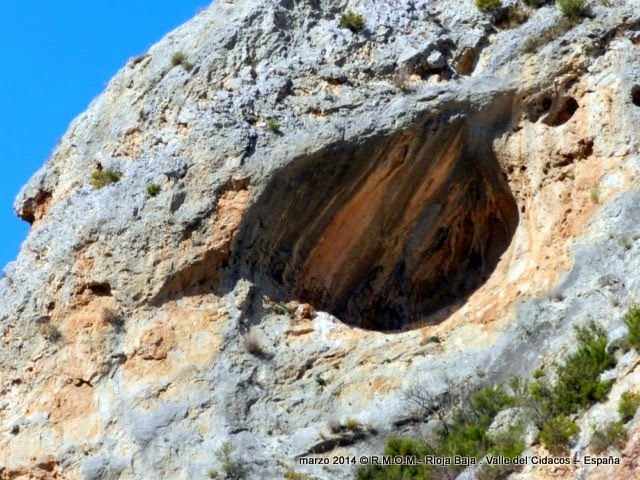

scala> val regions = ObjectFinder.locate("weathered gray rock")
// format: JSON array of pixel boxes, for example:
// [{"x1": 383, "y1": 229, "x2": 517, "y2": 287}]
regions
[{"x1": 3, "y1": 0, "x2": 640, "y2": 479}]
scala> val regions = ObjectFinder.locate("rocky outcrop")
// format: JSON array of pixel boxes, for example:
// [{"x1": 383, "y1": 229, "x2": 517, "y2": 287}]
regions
[{"x1": 3, "y1": 0, "x2": 640, "y2": 478}]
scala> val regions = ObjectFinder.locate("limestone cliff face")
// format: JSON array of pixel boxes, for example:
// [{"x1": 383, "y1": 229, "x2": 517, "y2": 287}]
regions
[{"x1": 3, "y1": 0, "x2": 640, "y2": 478}]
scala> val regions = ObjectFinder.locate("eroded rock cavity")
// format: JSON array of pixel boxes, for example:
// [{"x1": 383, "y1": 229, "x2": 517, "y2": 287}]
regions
[{"x1": 235, "y1": 114, "x2": 519, "y2": 330}]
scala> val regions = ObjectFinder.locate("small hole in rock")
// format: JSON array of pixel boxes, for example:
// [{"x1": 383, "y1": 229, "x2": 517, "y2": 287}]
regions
[
  {"x1": 544, "y1": 97, "x2": 579, "y2": 126},
  {"x1": 632, "y1": 86, "x2": 640, "y2": 107},
  {"x1": 87, "y1": 282, "x2": 112, "y2": 296}
]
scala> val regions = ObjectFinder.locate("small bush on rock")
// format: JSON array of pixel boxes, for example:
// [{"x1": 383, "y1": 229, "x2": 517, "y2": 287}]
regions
[
  {"x1": 100, "y1": 308, "x2": 123, "y2": 328},
  {"x1": 355, "y1": 437, "x2": 431, "y2": 480},
  {"x1": 266, "y1": 118, "x2": 280, "y2": 133},
  {"x1": 285, "y1": 471, "x2": 310, "y2": 480},
  {"x1": 532, "y1": 321, "x2": 615, "y2": 417},
  {"x1": 344, "y1": 418, "x2": 363, "y2": 431},
  {"x1": 557, "y1": 0, "x2": 586, "y2": 18},
  {"x1": 619, "y1": 391, "x2": 640, "y2": 422},
  {"x1": 90, "y1": 169, "x2": 122, "y2": 190},
  {"x1": 339, "y1": 12, "x2": 365, "y2": 32},
  {"x1": 171, "y1": 51, "x2": 194, "y2": 72},
  {"x1": 146, "y1": 183, "x2": 161, "y2": 197},
  {"x1": 40, "y1": 322, "x2": 62, "y2": 343},
  {"x1": 244, "y1": 327, "x2": 266, "y2": 356},
  {"x1": 624, "y1": 305, "x2": 640, "y2": 349},
  {"x1": 539, "y1": 415, "x2": 579, "y2": 455},
  {"x1": 475, "y1": 0, "x2": 502, "y2": 10},
  {"x1": 215, "y1": 442, "x2": 245, "y2": 480},
  {"x1": 590, "y1": 421, "x2": 626, "y2": 453}
]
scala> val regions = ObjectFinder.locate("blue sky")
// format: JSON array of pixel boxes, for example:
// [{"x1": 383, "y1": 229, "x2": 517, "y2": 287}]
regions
[{"x1": 0, "y1": 1, "x2": 208, "y2": 270}]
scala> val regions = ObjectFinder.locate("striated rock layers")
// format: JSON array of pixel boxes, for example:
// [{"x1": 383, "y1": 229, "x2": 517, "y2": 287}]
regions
[{"x1": 3, "y1": 0, "x2": 640, "y2": 478}]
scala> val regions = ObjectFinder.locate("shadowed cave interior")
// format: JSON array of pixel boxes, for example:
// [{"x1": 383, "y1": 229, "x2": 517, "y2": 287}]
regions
[{"x1": 233, "y1": 117, "x2": 519, "y2": 330}]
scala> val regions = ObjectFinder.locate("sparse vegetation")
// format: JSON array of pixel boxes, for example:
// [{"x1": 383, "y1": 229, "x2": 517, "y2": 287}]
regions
[
  {"x1": 392, "y1": 68, "x2": 412, "y2": 92},
  {"x1": 542, "y1": 161, "x2": 550, "y2": 175},
  {"x1": 266, "y1": 118, "x2": 281, "y2": 133},
  {"x1": 356, "y1": 321, "x2": 618, "y2": 479},
  {"x1": 328, "y1": 417, "x2": 342, "y2": 434},
  {"x1": 557, "y1": 0, "x2": 586, "y2": 18},
  {"x1": 215, "y1": 442, "x2": 245, "y2": 480},
  {"x1": 90, "y1": 168, "x2": 122, "y2": 190},
  {"x1": 590, "y1": 421, "x2": 626, "y2": 453},
  {"x1": 339, "y1": 12, "x2": 365, "y2": 32},
  {"x1": 285, "y1": 471, "x2": 310, "y2": 480},
  {"x1": 40, "y1": 322, "x2": 62, "y2": 343},
  {"x1": 207, "y1": 469, "x2": 219, "y2": 479},
  {"x1": 147, "y1": 183, "x2": 161, "y2": 197},
  {"x1": 100, "y1": 308, "x2": 123, "y2": 328},
  {"x1": 344, "y1": 418, "x2": 363, "y2": 431},
  {"x1": 244, "y1": 327, "x2": 266, "y2": 356},
  {"x1": 617, "y1": 236, "x2": 632, "y2": 251},
  {"x1": 355, "y1": 437, "x2": 430, "y2": 480},
  {"x1": 539, "y1": 415, "x2": 579, "y2": 455},
  {"x1": 590, "y1": 185, "x2": 600, "y2": 204},
  {"x1": 171, "y1": 51, "x2": 194, "y2": 72},
  {"x1": 270, "y1": 300, "x2": 296, "y2": 316},
  {"x1": 356, "y1": 385, "x2": 516, "y2": 479},
  {"x1": 495, "y1": 3, "x2": 530, "y2": 29},
  {"x1": 624, "y1": 305, "x2": 640, "y2": 349},
  {"x1": 475, "y1": 0, "x2": 502, "y2": 10},
  {"x1": 476, "y1": 423, "x2": 526, "y2": 478},
  {"x1": 619, "y1": 391, "x2": 640, "y2": 422},
  {"x1": 530, "y1": 322, "x2": 614, "y2": 420}
]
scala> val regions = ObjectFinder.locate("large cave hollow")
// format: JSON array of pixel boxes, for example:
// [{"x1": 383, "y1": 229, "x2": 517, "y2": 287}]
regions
[{"x1": 232, "y1": 116, "x2": 519, "y2": 330}]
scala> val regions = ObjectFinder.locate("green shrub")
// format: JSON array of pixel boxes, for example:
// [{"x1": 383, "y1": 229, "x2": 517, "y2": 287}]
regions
[
  {"x1": 215, "y1": 442, "x2": 245, "y2": 480},
  {"x1": 619, "y1": 391, "x2": 640, "y2": 422},
  {"x1": 90, "y1": 169, "x2": 122, "y2": 190},
  {"x1": 469, "y1": 385, "x2": 515, "y2": 419},
  {"x1": 475, "y1": 0, "x2": 502, "y2": 10},
  {"x1": 356, "y1": 386, "x2": 517, "y2": 479},
  {"x1": 542, "y1": 162, "x2": 550, "y2": 175},
  {"x1": 590, "y1": 421, "x2": 626, "y2": 453},
  {"x1": 171, "y1": 51, "x2": 194, "y2": 72},
  {"x1": 476, "y1": 424, "x2": 526, "y2": 480},
  {"x1": 146, "y1": 183, "x2": 161, "y2": 197},
  {"x1": 557, "y1": 0, "x2": 586, "y2": 18},
  {"x1": 266, "y1": 118, "x2": 280, "y2": 133},
  {"x1": 207, "y1": 469, "x2": 218, "y2": 479},
  {"x1": 358, "y1": 321, "x2": 619, "y2": 477},
  {"x1": 171, "y1": 51, "x2": 187, "y2": 66},
  {"x1": 344, "y1": 418, "x2": 363, "y2": 431},
  {"x1": 532, "y1": 322, "x2": 615, "y2": 418},
  {"x1": 285, "y1": 471, "x2": 310, "y2": 480},
  {"x1": 339, "y1": 12, "x2": 365, "y2": 32},
  {"x1": 355, "y1": 437, "x2": 434, "y2": 479},
  {"x1": 488, "y1": 423, "x2": 526, "y2": 459},
  {"x1": 624, "y1": 306, "x2": 640, "y2": 349},
  {"x1": 539, "y1": 415, "x2": 579, "y2": 455}
]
